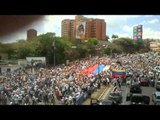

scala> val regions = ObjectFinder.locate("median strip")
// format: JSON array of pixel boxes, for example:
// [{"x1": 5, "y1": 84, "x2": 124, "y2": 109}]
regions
[{"x1": 98, "y1": 85, "x2": 115, "y2": 100}]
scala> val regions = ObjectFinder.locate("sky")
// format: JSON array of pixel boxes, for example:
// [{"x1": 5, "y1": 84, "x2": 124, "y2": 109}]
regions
[{"x1": 1, "y1": 15, "x2": 160, "y2": 43}]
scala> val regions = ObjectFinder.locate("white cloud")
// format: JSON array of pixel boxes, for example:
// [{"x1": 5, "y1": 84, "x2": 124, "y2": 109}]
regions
[
  {"x1": 116, "y1": 33, "x2": 132, "y2": 38},
  {"x1": 148, "y1": 19, "x2": 159, "y2": 24},
  {"x1": 143, "y1": 15, "x2": 154, "y2": 18},
  {"x1": 139, "y1": 21, "x2": 147, "y2": 25},
  {"x1": 84, "y1": 15, "x2": 140, "y2": 28},
  {"x1": 41, "y1": 15, "x2": 75, "y2": 36},
  {"x1": 143, "y1": 27, "x2": 160, "y2": 39},
  {"x1": 109, "y1": 33, "x2": 131, "y2": 39},
  {"x1": 123, "y1": 25, "x2": 133, "y2": 33}
]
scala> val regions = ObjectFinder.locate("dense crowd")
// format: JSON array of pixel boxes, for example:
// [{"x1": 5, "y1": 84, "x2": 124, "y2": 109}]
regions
[
  {"x1": 0, "y1": 52, "x2": 160, "y2": 105},
  {"x1": 0, "y1": 56, "x2": 112, "y2": 105}
]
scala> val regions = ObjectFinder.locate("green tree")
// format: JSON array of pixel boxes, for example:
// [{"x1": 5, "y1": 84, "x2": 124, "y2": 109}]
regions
[
  {"x1": 113, "y1": 38, "x2": 135, "y2": 53},
  {"x1": 104, "y1": 47, "x2": 111, "y2": 55},
  {"x1": 78, "y1": 44, "x2": 89, "y2": 58},
  {"x1": 88, "y1": 38, "x2": 99, "y2": 45},
  {"x1": 36, "y1": 32, "x2": 58, "y2": 64},
  {"x1": 55, "y1": 37, "x2": 73, "y2": 64},
  {"x1": 111, "y1": 34, "x2": 118, "y2": 40},
  {"x1": 104, "y1": 37, "x2": 150, "y2": 54},
  {"x1": 135, "y1": 40, "x2": 144, "y2": 51},
  {"x1": 109, "y1": 44, "x2": 123, "y2": 54}
]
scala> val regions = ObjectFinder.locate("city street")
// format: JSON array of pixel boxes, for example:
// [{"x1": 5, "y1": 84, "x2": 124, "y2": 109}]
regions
[
  {"x1": 121, "y1": 84, "x2": 155, "y2": 105},
  {"x1": 99, "y1": 85, "x2": 114, "y2": 100},
  {"x1": 100, "y1": 83, "x2": 156, "y2": 105}
]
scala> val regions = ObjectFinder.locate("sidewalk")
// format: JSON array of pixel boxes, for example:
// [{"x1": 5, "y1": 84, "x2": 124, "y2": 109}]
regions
[{"x1": 82, "y1": 84, "x2": 111, "y2": 105}]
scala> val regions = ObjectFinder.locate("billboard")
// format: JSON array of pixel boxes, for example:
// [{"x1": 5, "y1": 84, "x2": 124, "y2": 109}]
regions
[
  {"x1": 133, "y1": 25, "x2": 143, "y2": 40},
  {"x1": 76, "y1": 22, "x2": 86, "y2": 39},
  {"x1": 26, "y1": 57, "x2": 46, "y2": 67}
]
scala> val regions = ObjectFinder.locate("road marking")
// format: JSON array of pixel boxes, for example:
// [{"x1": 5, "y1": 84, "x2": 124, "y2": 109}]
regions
[
  {"x1": 122, "y1": 85, "x2": 129, "y2": 104},
  {"x1": 98, "y1": 86, "x2": 109, "y2": 100},
  {"x1": 98, "y1": 85, "x2": 114, "y2": 100}
]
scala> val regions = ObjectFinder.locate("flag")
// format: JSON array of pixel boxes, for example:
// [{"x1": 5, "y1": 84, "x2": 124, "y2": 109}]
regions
[{"x1": 111, "y1": 68, "x2": 126, "y2": 78}]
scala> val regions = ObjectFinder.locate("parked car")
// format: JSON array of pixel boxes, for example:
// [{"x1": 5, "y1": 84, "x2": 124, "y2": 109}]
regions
[
  {"x1": 139, "y1": 77, "x2": 149, "y2": 86},
  {"x1": 90, "y1": 98, "x2": 117, "y2": 105},
  {"x1": 99, "y1": 99, "x2": 117, "y2": 105},
  {"x1": 156, "y1": 81, "x2": 160, "y2": 91},
  {"x1": 130, "y1": 82, "x2": 142, "y2": 94},
  {"x1": 108, "y1": 92, "x2": 122, "y2": 104},
  {"x1": 152, "y1": 91, "x2": 160, "y2": 105},
  {"x1": 126, "y1": 93, "x2": 150, "y2": 105},
  {"x1": 155, "y1": 102, "x2": 160, "y2": 105}
]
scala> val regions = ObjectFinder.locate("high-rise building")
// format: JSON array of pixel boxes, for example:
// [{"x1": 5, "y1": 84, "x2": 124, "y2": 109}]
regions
[
  {"x1": 61, "y1": 19, "x2": 75, "y2": 40},
  {"x1": 61, "y1": 15, "x2": 106, "y2": 41},
  {"x1": 70, "y1": 20, "x2": 75, "y2": 40},
  {"x1": 85, "y1": 19, "x2": 106, "y2": 41},
  {"x1": 27, "y1": 29, "x2": 37, "y2": 40},
  {"x1": 61, "y1": 19, "x2": 72, "y2": 40}
]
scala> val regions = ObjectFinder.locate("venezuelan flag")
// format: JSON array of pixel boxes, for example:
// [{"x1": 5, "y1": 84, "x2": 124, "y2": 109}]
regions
[{"x1": 111, "y1": 69, "x2": 126, "y2": 78}]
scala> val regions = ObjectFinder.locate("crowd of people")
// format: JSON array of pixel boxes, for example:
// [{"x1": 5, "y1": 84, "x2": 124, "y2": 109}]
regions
[
  {"x1": 0, "y1": 56, "x2": 113, "y2": 105},
  {"x1": 0, "y1": 52, "x2": 160, "y2": 105},
  {"x1": 123, "y1": 52, "x2": 160, "y2": 85}
]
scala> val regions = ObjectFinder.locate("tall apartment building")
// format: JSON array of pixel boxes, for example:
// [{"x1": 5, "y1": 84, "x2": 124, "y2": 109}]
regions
[
  {"x1": 70, "y1": 20, "x2": 75, "y2": 40},
  {"x1": 61, "y1": 19, "x2": 75, "y2": 40},
  {"x1": 86, "y1": 19, "x2": 106, "y2": 41},
  {"x1": 27, "y1": 29, "x2": 37, "y2": 40},
  {"x1": 61, "y1": 15, "x2": 106, "y2": 41},
  {"x1": 61, "y1": 19, "x2": 71, "y2": 40}
]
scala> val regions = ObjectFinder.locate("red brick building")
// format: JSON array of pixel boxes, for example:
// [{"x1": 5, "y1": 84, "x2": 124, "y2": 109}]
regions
[
  {"x1": 61, "y1": 15, "x2": 106, "y2": 41},
  {"x1": 27, "y1": 29, "x2": 37, "y2": 40},
  {"x1": 86, "y1": 19, "x2": 106, "y2": 41}
]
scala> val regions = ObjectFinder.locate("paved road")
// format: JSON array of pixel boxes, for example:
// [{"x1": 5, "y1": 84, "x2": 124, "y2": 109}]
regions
[
  {"x1": 100, "y1": 85, "x2": 114, "y2": 100},
  {"x1": 121, "y1": 84, "x2": 155, "y2": 105},
  {"x1": 121, "y1": 85, "x2": 130, "y2": 105},
  {"x1": 141, "y1": 86, "x2": 155, "y2": 105}
]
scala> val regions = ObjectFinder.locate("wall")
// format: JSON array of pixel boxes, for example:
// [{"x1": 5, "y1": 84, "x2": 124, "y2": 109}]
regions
[
  {"x1": 0, "y1": 65, "x2": 20, "y2": 74},
  {"x1": 0, "y1": 53, "x2": 8, "y2": 60}
]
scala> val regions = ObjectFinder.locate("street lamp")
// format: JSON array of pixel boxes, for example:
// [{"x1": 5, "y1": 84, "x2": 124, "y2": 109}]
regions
[
  {"x1": 96, "y1": 56, "x2": 100, "y2": 75},
  {"x1": 52, "y1": 39, "x2": 56, "y2": 67}
]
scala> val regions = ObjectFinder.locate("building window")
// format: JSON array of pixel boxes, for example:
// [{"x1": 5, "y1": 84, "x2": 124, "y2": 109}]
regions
[
  {"x1": 92, "y1": 35, "x2": 96, "y2": 38},
  {"x1": 91, "y1": 29, "x2": 95, "y2": 32}
]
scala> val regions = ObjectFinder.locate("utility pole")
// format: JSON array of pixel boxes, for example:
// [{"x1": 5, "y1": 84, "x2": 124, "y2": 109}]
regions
[{"x1": 52, "y1": 38, "x2": 56, "y2": 67}]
